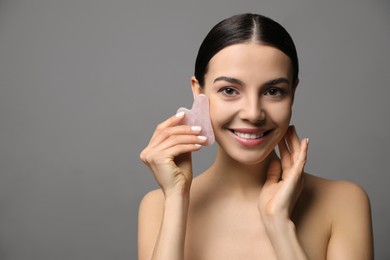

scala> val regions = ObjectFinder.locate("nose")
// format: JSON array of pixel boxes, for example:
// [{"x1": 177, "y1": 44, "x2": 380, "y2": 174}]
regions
[{"x1": 239, "y1": 95, "x2": 265, "y2": 124}]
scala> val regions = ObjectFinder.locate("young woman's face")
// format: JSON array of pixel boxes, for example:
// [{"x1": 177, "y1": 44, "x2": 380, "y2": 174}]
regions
[{"x1": 197, "y1": 43, "x2": 296, "y2": 165}]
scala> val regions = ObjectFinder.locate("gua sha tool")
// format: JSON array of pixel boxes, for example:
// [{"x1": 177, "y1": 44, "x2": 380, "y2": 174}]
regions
[{"x1": 177, "y1": 94, "x2": 215, "y2": 146}]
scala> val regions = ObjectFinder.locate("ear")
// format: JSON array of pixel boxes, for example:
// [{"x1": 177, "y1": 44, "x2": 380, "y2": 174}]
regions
[{"x1": 191, "y1": 76, "x2": 204, "y2": 98}]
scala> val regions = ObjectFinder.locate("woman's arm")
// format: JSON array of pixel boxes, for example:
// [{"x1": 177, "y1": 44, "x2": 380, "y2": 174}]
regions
[
  {"x1": 262, "y1": 181, "x2": 374, "y2": 260},
  {"x1": 138, "y1": 112, "x2": 207, "y2": 260},
  {"x1": 262, "y1": 217, "x2": 308, "y2": 260},
  {"x1": 326, "y1": 181, "x2": 374, "y2": 260},
  {"x1": 138, "y1": 190, "x2": 190, "y2": 260},
  {"x1": 258, "y1": 126, "x2": 309, "y2": 260},
  {"x1": 258, "y1": 126, "x2": 374, "y2": 260}
]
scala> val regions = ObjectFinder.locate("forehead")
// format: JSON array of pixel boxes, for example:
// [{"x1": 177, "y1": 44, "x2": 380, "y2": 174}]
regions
[{"x1": 206, "y1": 43, "x2": 293, "y2": 83}]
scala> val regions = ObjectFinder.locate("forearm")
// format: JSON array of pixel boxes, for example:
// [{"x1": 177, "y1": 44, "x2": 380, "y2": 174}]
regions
[
  {"x1": 264, "y1": 217, "x2": 309, "y2": 260},
  {"x1": 152, "y1": 193, "x2": 190, "y2": 260}
]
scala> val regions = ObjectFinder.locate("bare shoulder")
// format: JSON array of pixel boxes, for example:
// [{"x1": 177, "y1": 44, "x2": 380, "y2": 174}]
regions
[
  {"x1": 303, "y1": 173, "x2": 371, "y2": 208},
  {"x1": 138, "y1": 189, "x2": 164, "y2": 260},
  {"x1": 301, "y1": 173, "x2": 373, "y2": 259},
  {"x1": 138, "y1": 188, "x2": 165, "y2": 221},
  {"x1": 139, "y1": 188, "x2": 164, "y2": 209}
]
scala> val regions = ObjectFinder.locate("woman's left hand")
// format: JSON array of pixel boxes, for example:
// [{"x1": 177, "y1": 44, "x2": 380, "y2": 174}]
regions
[{"x1": 258, "y1": 126, "x2": 309, "y2": 221}]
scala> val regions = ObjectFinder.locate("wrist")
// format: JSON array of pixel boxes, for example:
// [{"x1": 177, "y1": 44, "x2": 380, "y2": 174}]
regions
[
  {"x1": 262, "y1": 218, "x2": 308, "y2": 260},
  {"x1": 161, "y1": 176, "x2": 192, "y2": 198},
  {"x1": 262, "y1": 215, "x2": 295, "y2": 236},
  {"x1": 164, "y1": 188, "x2": 191, "y2": 212},
  {"x1": 164, "y1": 184, "x2": 191, "y2": 199}
]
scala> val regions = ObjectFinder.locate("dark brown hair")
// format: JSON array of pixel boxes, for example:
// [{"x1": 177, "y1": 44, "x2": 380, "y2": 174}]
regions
[{"x1": 194, "y1": 13, "x2": 299, "y2": 87}]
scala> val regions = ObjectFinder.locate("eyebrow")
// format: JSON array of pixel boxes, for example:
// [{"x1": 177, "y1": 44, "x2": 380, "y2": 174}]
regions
[
  {"x1": 263, "y1": 77, "x2": 290, "y2": 86},
  {"x1": 213, "y1": 76, "x2": 290, "y2": 87},
  {"x1": 213, "y1": 76, "x2": 244, "y2": 86}
]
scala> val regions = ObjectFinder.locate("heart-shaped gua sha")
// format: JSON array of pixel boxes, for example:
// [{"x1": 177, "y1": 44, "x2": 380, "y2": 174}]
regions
[{"x1": 177, "y1": 94, "x2": 215, "y2": 146}]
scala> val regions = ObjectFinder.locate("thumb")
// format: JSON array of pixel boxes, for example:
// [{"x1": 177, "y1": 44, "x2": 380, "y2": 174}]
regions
[
  {"x1": 175, "y1": 152, "x2": 193, "y2": 178},
  {"x1": 265, "y1": 159, "x2": 282, "y2": 185}
]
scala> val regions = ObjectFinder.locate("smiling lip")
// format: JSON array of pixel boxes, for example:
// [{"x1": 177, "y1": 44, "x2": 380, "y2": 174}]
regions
[{"x1": 228, "y1": 128, "x2": 272, "y2": 147}]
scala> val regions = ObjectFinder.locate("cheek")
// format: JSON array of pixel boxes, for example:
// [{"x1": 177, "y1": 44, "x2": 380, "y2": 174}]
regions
[
  {"x1": 208, "y1": 97, "x2": 237, "y2": 127},
  {"x1": 266, "y1": 102, "x2": 293, "y2": 126},
  {"x1": 209, "y1": 100, "x2": 225, "y2": 125}
]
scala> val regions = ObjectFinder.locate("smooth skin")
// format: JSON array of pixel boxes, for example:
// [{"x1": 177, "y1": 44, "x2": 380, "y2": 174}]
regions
[{"x1": 138, "y1": 44, "x2": 373, "y2": 260}]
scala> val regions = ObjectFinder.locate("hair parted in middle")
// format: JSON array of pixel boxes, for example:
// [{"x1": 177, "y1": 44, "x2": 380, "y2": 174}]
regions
[{"x1": 194, "y1": 13, "x2": 299, "y2": 88}]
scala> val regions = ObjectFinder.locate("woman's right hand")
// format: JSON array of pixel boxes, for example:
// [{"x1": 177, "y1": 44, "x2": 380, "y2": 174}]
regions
[{"x1": 140, "y1": 112, "x2": 207, "y2": 197}]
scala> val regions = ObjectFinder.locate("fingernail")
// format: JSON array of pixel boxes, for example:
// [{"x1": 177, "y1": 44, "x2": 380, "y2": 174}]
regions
[
  {"x1": 175, "y1": 111, "x2": 185, "y2": 118},
  {"x1": 194, "y1": 144, "x2": 202, "y2": 147},
  {"x1": 306, "y1": 138, "x2": 310, "y2": 144},
  {"x1": 197, "y1": 136, "x2": 207, "y2": 141},
  {"x1": 191, "y1": 126, "x2": 202, "y2": 132}
]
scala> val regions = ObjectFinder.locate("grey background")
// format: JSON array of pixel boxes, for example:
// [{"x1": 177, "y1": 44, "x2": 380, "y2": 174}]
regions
[{"x1": 0, "y1": 0, "x2": 389, "y2": 259}]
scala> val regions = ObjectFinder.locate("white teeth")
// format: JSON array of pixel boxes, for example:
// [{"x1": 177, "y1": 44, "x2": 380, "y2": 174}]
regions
[{"x1": 233, "y1": 131, "x2": 265, "y2": 139}]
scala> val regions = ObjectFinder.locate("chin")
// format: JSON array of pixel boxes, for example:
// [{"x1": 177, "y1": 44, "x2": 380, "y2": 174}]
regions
[
  {"x1": 237, "y1": 151, "x2": 274, "y2": 165},
  {"x1": 219, "y1": 143, "x2": 276, "y2": 166}
]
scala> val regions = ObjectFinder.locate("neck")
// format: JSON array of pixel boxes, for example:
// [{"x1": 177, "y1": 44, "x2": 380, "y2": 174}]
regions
[{"x1": 206, "y1": 148, "x2": 278, "y2": 199}]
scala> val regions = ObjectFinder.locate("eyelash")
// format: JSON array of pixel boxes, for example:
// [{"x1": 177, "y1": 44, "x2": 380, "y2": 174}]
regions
[
  {"x1": 218, "y1": 87, "x2": 239, "y2": 96},
  {"x1": 218, "y1": 87, "x2": 287, "y2": 98},
  {"x1": 264, "y1": 87, "x2": 286, "y2": 97}
]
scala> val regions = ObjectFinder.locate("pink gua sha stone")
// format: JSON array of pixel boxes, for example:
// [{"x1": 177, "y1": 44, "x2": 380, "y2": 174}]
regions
[{"x1": 176, "y1": 94, "x2": 215, "y2": 146}]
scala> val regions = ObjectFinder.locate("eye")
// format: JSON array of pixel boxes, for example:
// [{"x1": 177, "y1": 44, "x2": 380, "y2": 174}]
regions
[
  {"x1": 218, "y1": 87, "x2": 239, "y2": 96},
  {"x1": 264, "y1": 88, "x2": 286, "y2": 97}
]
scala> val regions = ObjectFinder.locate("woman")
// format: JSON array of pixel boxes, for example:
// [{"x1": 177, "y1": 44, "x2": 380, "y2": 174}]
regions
[{"x1": 138, "y1": 13, "x2": 373, "y2": 260}]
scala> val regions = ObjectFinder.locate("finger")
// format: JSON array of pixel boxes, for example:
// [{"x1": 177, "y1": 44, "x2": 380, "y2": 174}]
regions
[
  {"x1": 265, "y1": 159, "x2": 282, "y2": 185},
  {"x1": 149, "y1": 124, "x2": 202, "y2": 148},
  {"x1": 296, "y1": 138, "x2": 309, "y2": 167},
  {"x1": 287, "y1": 138, "x2": 309, "y2": 183},
  {"x1": 164, "y1": 143, "x2": 204, "y2": 159},
  {"x1": 286, "y1": 125, "x2": 300, "y2": 155},
  {"x1": 161, "y1": 111, "x2": 187, "y2": 128},
  {"x1": 141, "y1": 140, "x2": 202, "y2": 167},
  {"x1": 158, "y1": 134, "x2": 207, "y2": 151},
  {"x1": 150, "y1": 112, "x2": 187, "y2": 140},
  {"x1": 278, "y1": 137, "x2": 292, "y2": 169}
]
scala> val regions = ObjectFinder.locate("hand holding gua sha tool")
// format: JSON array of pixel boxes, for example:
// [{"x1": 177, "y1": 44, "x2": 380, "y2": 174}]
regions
[{"x1": 176, "y1": 94, "x2": 215, "y2": 146}]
